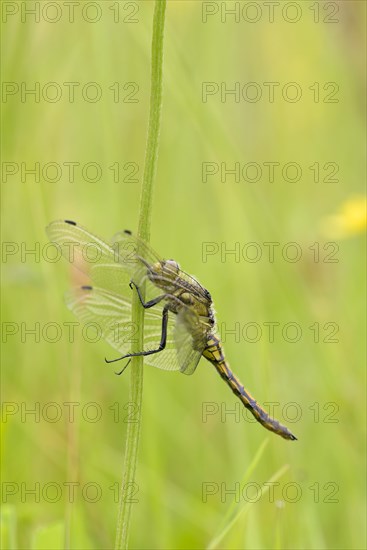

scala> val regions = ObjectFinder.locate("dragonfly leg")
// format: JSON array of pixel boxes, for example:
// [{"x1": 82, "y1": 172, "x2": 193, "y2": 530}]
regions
[
  {"x1": 129, "y1": 280, "x2": 166, "y2": 308},
  {"x1": 114, "y1": 358, "x2": 131, "y2": 376},
  {"x1": 106, "y1": 306, "x2": 169, "y2": 374}
]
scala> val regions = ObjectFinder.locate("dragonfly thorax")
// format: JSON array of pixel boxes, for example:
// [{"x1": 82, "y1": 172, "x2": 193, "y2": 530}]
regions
[{"x1": 147, "y1": 259, "x2": 180, "y2": 292}]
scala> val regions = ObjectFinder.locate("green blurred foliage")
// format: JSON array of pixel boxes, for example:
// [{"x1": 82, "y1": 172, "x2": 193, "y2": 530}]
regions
[{"x1": 1, "y1": 1, "x2": 366, "y2": 549}]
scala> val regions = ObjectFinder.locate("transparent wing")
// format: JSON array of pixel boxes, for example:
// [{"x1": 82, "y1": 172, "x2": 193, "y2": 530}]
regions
[
  {"x1": 112, "y1": 230, "x2": 162, "y2": 269},
  {"x1": 66, "y1": 286, "x2": 135, "y2": 359},
  {"x1": 174, "y1": 308, "x2": 207, "y2": 375},
  {"x1": 66, "y1": 285, "x2": 202, "y2": 373},
  {"x1": 47, "y1": 220, "x2": 170, "y2": 303},
  {"x1": 47, "y1": 220, "x2": 139, "y2": 295}
]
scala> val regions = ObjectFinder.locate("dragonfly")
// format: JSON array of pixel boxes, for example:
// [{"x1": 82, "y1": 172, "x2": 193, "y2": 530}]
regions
[{"x1": 47, "y1": 219, "x2": 297, "y2": 441}]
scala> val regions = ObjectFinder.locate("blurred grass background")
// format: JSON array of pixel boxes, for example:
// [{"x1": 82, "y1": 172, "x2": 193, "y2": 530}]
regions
[{"x1": 1, "y1": 1, "x2": 366, "y2": 548}]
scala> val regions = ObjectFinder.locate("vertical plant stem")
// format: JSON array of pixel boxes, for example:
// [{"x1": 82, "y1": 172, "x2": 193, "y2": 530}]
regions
[{"x1": 115, "y1": 1, "x2": 167, "y2": 549}]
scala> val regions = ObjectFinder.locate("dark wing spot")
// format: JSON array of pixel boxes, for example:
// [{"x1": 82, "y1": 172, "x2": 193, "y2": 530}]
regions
[
  {"x1": 81, "y1": 285, "x2": 93, "y2": 290},
  {"x1": 124, "y1": 229, "x2": 132, "y2": 235},
  {"x1": 65, "y1": 220, "x2": 77, "y2": 226}
]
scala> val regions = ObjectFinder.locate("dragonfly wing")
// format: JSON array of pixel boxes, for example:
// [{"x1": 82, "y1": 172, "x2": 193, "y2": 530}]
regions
[
  {"x1": 66, "y1": 286, "x2": 136, "y2": 358},
  {"x1": 66, "y1": 286, "x2": 183, "y2": 372},
  {"x1": 47, "y1": 220, "x2": 135, "y2": 295},
  {"x1": 112, "y1": 230, "x2": 162, "y2": 267},
  {"x1": 174, "y1": 308, "x2": 206, "y2": 375}
]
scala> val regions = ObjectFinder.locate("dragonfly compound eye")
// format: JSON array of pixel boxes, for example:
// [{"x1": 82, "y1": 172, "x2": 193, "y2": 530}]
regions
[{"x1": 164, "y1": 260, "x2": 180, "y2": 278}]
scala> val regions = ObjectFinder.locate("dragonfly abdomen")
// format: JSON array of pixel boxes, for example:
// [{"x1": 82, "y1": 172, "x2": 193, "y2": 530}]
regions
[{"x1": 203, "y1": 336, "x2": 297, "y2": 441}]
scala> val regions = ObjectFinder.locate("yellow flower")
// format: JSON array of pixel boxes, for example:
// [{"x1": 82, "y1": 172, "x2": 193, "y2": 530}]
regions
[{"x1": 322, "y1": 196, "x2": 366, "y2": 239}]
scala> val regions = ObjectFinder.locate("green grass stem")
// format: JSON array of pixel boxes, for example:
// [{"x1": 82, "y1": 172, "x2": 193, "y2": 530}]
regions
[{"x1": 114, "y1": 2, "x2": 167, "y2": 549}]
